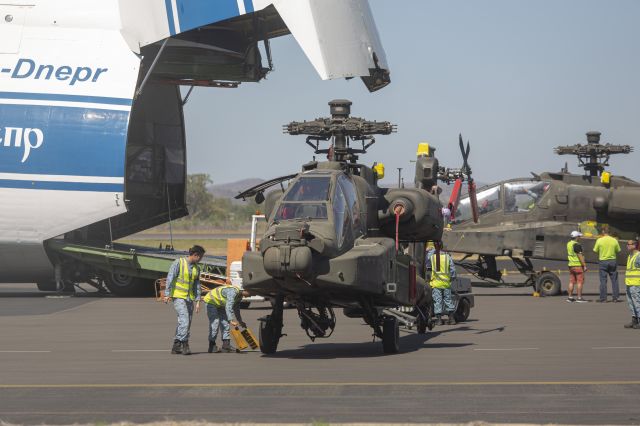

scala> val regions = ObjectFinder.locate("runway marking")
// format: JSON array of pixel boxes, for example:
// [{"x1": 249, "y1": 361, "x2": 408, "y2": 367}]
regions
[
  {"x1": 111, "y1": 350, "x2": 168, "y2": 352},
  {"x1": 474, "y1": 348, "x2": 539, "y2": 351},
  {"x1": 2, "y1": 380, "x2": 640, "y2": 389},
  {"x1": 0, "y1": 351, "x2": 51, "y2": 353},
  {"x1": 592, "y1": 346, "x2": 640, "y2": 350}
]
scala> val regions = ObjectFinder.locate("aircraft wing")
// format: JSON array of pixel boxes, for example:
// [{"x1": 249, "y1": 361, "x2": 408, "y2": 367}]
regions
[{"x1": 119, "y1": 0, "x2": 390, "y2": 91}]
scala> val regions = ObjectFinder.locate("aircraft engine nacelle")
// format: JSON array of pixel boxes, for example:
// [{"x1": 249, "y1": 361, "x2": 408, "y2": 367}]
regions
[
  {"x1": 378, "y1": 188, "x2": 443, "y2": 242},
  {"x1": 602, "y1": 188, "x2": 640, "y2": 221}
]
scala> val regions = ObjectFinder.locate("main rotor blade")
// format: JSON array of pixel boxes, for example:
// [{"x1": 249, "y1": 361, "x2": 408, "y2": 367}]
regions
[{"x1": 468, "y1": 180, "x2": 479, "y2": 223}]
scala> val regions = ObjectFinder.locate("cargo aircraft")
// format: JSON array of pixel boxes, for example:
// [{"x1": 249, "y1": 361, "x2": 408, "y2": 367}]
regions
[{"x1": 0, "y1": 0, "x2": 391, "y2": 294}]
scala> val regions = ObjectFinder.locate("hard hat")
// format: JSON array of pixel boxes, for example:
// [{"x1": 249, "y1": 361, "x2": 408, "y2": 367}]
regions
[{"x1": 570, "y1": 231, "x2": 583, "y2": 238}]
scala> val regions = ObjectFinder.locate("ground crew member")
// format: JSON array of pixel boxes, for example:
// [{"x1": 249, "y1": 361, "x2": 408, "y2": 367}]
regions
[
  {"x1": 624, "y1": 240, "x2": 640, "y2": 329},
  {"x1": 163, "y1": 245, "x2": 205, "y2": 355},
  {"x1": 593, "y1": 225, "x2": 621, "y2": 302},
  {"x1": 566, "y1": 230, "x2": 587, "y2": 303},
  {"x1": 203, "y1": 284, "x2": 251, "y2": 353},
  {"x1": 427, "y1": 242, "x2": 457, "y2": 325}
]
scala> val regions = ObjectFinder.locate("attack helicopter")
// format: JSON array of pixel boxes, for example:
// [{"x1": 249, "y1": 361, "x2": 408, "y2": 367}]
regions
[
  {"x1": 237, "y1": 99, "x2": 474, "y2": 354},
  {"x1": 442, "y1": 131, "x2": 639, "y2": 296}
]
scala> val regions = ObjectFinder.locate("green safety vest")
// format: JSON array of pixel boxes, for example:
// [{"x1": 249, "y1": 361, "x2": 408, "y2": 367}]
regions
[
  {"x1": 203, "y1": 285, "x2": 240, "y2": 307},
  {"x1": 430, "y1": 253, "x2": 451, "y2": 289},
  {"x1": 625, "y1": 252, "x2": 640, "y2": 286},
  {"x1": 170, "y1": 258, "x2": 198, "y2": 300},
  {"x1": 567, "y1": 240, "x2": 582, "y2": 267}
]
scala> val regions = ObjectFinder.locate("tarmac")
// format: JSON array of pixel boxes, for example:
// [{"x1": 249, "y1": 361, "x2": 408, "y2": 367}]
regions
[{"x1": 1, "y1": 269, "x2": 639, "y2": 425}]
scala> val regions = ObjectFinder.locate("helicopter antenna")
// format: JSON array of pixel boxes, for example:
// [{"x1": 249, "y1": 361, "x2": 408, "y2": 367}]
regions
[
  {"x1": 284, "y1": 99, "x2": 396, "y2": 164},
  {"x1": 554, "y1": 131, "x2": 632, "y2": 177}
]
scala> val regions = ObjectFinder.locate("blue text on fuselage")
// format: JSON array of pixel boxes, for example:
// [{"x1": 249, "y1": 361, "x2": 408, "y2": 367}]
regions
[{"x1": 4, "y1": 59, "x2": 108, "y2": 86}]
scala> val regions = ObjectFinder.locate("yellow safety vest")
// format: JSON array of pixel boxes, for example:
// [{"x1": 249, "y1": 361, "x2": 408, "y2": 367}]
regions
[
  {"x1": 170, "y1": 258, "x2": 198, "y2": 300},
  {"x1": 625, "y1": 252, "x2": 640, "y2": 286},
  {"x1": 430, "y1": 253, "x2": 451, "y2": 289},
  {"x1": 567, "y1": 240, "x2": 582, "y2": 267},
  {"x1": 203, "y1": 285, "x2": 240, "y2": 307}
]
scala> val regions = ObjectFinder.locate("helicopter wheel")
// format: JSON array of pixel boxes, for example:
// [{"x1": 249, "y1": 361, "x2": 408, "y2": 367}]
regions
[
  {"x1": 382, "y1": 316, "x2": 400, "y2": 354},
  {"x1": 454, "y1": 298, "x2": 471, "y2": 323},
  {"x1": 536, "y1": 272, "x2": 561, "y2": 296},
  {"x1": 259, "y1": 316, "x2": 281, "y2": 354}
]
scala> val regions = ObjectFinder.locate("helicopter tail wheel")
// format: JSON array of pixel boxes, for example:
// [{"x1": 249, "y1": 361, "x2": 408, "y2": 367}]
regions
[
  {"x1": 259, "y1": 315, "x2": 282, "y2": 354},
  {"x1": 536, "y1": 271, "x2": 561, "y2": 297},
  {"x1": 382, "y1": 316, "x2": 400, "y2": 354}
]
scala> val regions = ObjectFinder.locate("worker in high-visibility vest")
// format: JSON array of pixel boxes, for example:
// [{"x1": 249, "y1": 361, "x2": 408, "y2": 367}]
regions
[
  {"x1": 593, "y1": 225, "x2": 621, "y2": 302},
  {"x1": 163, "y1": 245, "x2": 205, "y2": 355},
  {"x1": 566, "y1": 231, "x2": 588, "y2": 303},
  {"x1": 426, "y1": 241, "x2": 457, "y2": 325},
  {"x1": 624, "y1": 240, "x2": 640, "y2": 329},
  {"x1": 203, "y1": 284, "x2": 250, "y2": 353}
]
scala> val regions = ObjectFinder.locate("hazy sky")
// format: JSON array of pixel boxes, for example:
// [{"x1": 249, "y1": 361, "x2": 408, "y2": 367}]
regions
[{"x1": 184, "y1": 0, "x2": 640, "y2": 187}]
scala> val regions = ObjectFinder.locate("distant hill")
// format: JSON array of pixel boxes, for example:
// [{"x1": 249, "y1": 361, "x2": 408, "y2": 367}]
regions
[{"x1": 209, "y1": 178, "x2": 264, "y2": 199}]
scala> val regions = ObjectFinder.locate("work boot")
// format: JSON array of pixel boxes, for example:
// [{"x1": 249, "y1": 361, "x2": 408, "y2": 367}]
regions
[
  {"x1": 447, "y1": 314, "x2": 457, "y2": 325},
  {"x1": 171, "y1": 339, "x2": 182, "y2": 354},
  {"x1": 436, "y1": 315, "x2": 445, "y2": 326},
  {"x1": 208, "y1": 341, "x2": 220, "y2": 353},
  {"x1": 221, "y1": 339, "x2": 234, "y2": 353},
  {"x1": 624, "y1": 317, "x2": 638, "y2": 329},
  {"x1": 181, "y1": 340, "x2": 192, "y2": 355}
]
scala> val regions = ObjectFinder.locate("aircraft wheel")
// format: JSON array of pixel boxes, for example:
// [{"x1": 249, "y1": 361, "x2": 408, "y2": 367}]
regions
[
  {"x1": 382, "y1": 316, "x2": 400, "y2": 354},
  {"x1": 259, "y1": 316, "x2": 280, "y2": 354},
  {"x1": 416, "y1": 314, "x2": 427, "y2": 334},
  {"x1": 36, "y1": 281, "x2": 57, "y2": 292},
  {"x1": 454, "y1": 298, "x2": 471, "y2": 322},
  {"x1": 104, "y1": 273, "x2": 154, "y2": 297},
  {"x1": 536, "y1": 272, "x2": 561, "y2": 296}
]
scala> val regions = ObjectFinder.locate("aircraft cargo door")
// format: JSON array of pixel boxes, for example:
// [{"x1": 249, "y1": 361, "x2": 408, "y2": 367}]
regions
[{"x1": 65, "y1": 82, "x2": 187, "y2": 243}]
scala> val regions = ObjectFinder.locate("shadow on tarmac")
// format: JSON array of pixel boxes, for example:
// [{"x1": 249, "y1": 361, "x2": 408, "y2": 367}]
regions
[{"x1": 262, "y1": 326, "x2": 474, "y2": 359}]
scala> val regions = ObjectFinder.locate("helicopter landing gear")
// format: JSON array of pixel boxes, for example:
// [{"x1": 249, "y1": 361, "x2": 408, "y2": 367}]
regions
[
  {"x1": 259, "y1": 294, "x2": 285, "y2": 354},
  {"x1": 381, "y1": 315, "x2": 400, "y2": 354},
  {"x1": 415, "y1": 303, "x2": 434, "y2": 334}
]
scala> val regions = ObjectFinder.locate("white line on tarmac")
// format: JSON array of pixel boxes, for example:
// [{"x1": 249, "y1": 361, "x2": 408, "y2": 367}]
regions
[
  {"x1": 111, "y1": 350, "x2": 168, "y2": 352},
  {"x1": 592, "y1": 346, "x2": 640, "y2": 350},
  {"x1": 0, "y1": 351, "x2": 51, "y2": 353},
  {"x1": 474, "y1": 348, "x2": 539, "y2": 351}
]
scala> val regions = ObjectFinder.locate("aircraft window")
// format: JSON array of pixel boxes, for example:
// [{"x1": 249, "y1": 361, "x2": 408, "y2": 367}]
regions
[
  {"x1": 283, "y1": 177, "x2": 331, "y2": 202},
  {"x1": 453, "y1": 186, "x2": 501, "y2": 224},
  {"x1": 338, "y1": 174, "x2": 361, "y2": 230},
  {"x1": 274, "y1": 203, "x2": 328, "y2": 221},
  {"x1": 504, "y1": 181, "x2": 550, "y2": 213},
  {"x1": 333, "y1": 183, "x2": 350, "y2": 247}
]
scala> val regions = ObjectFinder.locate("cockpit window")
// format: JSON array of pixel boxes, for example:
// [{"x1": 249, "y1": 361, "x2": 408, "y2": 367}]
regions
[
  {"x1": 274, "y1": 203, "x2": 328, "y2": 220},
  {"x1": 283, "y1": 177, "x2": 331, "y2": 202},
  {"x1": 504, "y1": 181, "x2": 550, "y2": 213},
  {"x1": 453, "y1": 185, "x2": 501, "y2": 224}
]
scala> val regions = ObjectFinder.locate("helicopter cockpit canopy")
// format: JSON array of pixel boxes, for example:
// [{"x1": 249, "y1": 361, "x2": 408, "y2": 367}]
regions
[
  {"x1": 454, "y1": 185, "x2": 501, "y2": 224},
  {"x1": 453, "y1": 179, "x2": 551, "y2": 224},
  {"x1": 504, "y1": 181, "x2": 550, "y2": 213},
  {"x1": 275, "y1": 176, "x2": 331, "y2": 221}
]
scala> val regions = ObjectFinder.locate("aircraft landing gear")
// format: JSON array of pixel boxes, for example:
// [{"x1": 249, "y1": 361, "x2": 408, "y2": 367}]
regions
[
  {"x1": 381, "y1": 315, "x2": 400, "y2": 354},
  {"x1": 259, "y1": 294, "x2": 285, "y2": 354}
]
